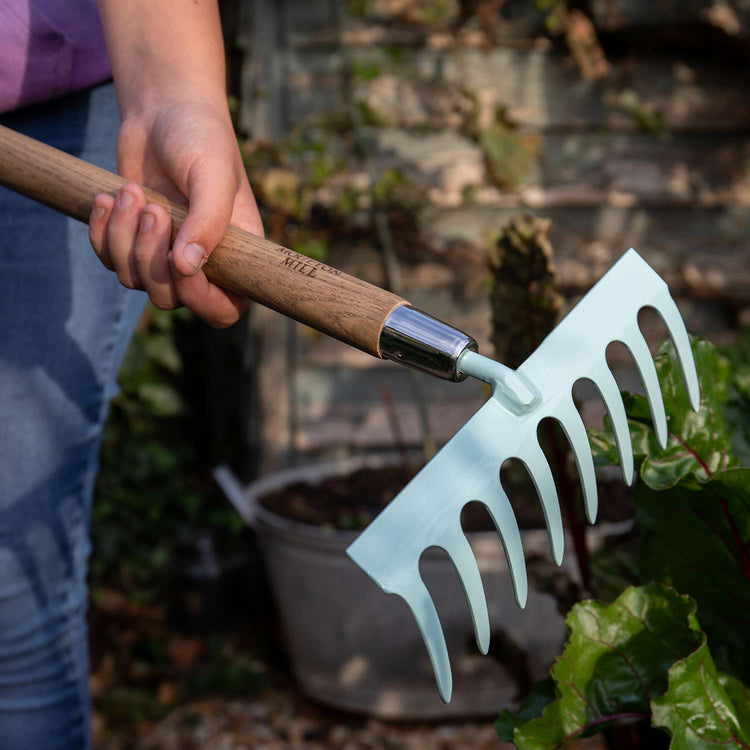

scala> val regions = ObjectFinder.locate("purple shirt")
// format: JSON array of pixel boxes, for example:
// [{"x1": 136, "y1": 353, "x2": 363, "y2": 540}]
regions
[{"x1": 0, "y1": 0, "x2": 111, "y2": 114}]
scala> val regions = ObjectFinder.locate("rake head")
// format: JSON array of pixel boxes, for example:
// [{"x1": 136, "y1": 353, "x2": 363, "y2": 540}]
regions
[{"x1": 346, "y1": 248, "x2": 700, "y2": 702}]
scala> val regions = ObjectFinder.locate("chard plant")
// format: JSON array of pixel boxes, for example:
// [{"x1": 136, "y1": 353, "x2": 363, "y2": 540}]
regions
[{"x1": 497, "y1": 337, "x2": 750, "y2": 748}]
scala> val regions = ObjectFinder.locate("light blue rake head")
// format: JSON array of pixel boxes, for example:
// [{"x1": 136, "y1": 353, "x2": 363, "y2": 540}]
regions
[{"x1": 346, "y1": 248, "x2": 700, "y2": 702}]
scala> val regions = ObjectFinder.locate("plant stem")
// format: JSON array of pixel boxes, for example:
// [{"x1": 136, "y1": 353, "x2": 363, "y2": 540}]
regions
[
  {"x1": 380, "y1": 385, "x2": 410, "y2": 467},
  {"x1": 544, "y1": 420, "x2": 591, "y2": 591},
  {"x1": 716, "y1": 490, "x2": 750, "y2": 582},
  {"x1": 671, "y1": 431, "x2": 750, "y2": 581}
]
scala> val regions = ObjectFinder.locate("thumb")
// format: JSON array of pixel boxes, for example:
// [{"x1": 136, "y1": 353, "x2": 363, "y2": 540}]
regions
[{"x1": 171, "y1": 159, "x2": 238, "y2": 276}]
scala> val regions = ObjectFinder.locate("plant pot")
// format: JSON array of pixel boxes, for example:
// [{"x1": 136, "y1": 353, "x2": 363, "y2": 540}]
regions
[{"x1": 217, "y1": 456, "x2": 628, "y2": 720}]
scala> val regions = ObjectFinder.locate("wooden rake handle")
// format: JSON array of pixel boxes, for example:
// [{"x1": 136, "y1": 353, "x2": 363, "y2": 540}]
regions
[{"x1": 0, "y1": 123, "x2": 407, "y2": 357}]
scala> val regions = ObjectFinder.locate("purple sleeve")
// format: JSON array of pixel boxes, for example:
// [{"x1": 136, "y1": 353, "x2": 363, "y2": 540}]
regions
[{"x1": 0, "y1": 0, "x2": 112, "y2": 114}]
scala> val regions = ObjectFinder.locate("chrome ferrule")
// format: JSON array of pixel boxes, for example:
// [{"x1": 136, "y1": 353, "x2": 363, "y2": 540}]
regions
[{"x1": 379, "y1": 305, "x2": 478, "y2": 381}]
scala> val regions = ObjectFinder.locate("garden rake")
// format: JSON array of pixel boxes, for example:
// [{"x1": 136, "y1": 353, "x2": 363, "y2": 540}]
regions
[
  {"x1": 347, "y1": 248, "x2": 700, "y2": 701},
  {"x1": 0, "y1": 124, "x2": 700, "y2": 702}
]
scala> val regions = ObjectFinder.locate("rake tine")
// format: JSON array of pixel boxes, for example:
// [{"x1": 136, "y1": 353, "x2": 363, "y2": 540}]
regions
[
  {"x1": 520, "y1": 441, "x2": 565, "y2": 565},
  {"x1": 440, "y1": 532, "x2": 490, "y2": 654},
  {"x1": 479, "y1": 483, "x2": 528, "y2": 608},
  {"x1": 652, "y1": 293, "x2": 701, "y2": 411},
  {"x1": 398, "y1": 575, "x2": 453, "y2": 702},
  {"x1": 621, "y1": 326, "x2": 669, "y2": 449},
  {"x1": 555, "y1": 400, "x2": 599, "y2": 524},
  {"x1": 590, "y1": 363, "x2": 635, "y2": 485}
]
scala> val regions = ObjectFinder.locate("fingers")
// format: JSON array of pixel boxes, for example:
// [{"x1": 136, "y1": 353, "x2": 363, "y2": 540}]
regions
[
  {"x1": 88, "y1": 166, "x2": 262, "y2": 328},
  {"x1": 169, "y1": 260, "x2": 250, "y2": 328},
  {"x1": 90, "y1": 183, "x2": 145, "y2": 288},
  {"x1": 89, "y1": 194, "x2": 115, "y2": 270},
  {"x1": 89, "y1": 184, "x2": 180, "y2": 309},
  {"x1": 171, "y1": 158, "x2": 238, "y2": 277},
  {"x1": 135, "y1": 205, "x2": 180, "y2": 310},
  {"x1": 106, "y1": 184, "x2": 146, "y2": 288},
  {"x1": 166, "y1": 159, "x2": 260, "y2": 327},
  {"x1": 169, "y1": 172, "x2": 264, "y2": 328}
]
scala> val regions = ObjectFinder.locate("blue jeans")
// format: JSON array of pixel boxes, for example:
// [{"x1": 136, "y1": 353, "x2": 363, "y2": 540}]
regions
[{"x1": 0, "y1": 84, "x2": 146, "y2": 749}]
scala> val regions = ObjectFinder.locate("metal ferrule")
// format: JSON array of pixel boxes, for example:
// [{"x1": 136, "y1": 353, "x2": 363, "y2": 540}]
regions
[{"x1": 379, "y1": 305, "x2": 478, "y2": 381}]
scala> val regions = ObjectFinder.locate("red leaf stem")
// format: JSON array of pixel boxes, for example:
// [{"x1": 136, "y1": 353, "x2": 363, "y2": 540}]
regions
[
  {"x1": 715, "y1": 491, "x2": 750, "y2": 582},
  {"x1": 670, "y1": 433, "x2": 713, "y2": 477},
  {"x1": 670, "y1": 431, "x2": 750, "y2": 582}
]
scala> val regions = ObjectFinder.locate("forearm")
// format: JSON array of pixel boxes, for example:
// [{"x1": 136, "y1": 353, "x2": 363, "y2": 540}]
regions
[
  {"x1": 90, "y1": 0, "x2": 262, "y2": 327},
  {"x1": 96, "y1": 0, "x2": 228, "y2": 116}
]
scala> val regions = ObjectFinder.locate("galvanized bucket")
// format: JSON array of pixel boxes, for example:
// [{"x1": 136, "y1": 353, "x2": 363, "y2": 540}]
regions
[{"x1": 216, "y1": 455, "x2": 585, "y2": 719}]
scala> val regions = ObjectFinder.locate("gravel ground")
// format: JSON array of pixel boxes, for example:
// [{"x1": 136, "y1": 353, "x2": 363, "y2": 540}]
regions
[
  {"x1": 119, "y1": 689, "x2": 606, "y2": 750},
  {"x1": 135, "y1": 696, "x2": 504, "y2": 750},
  {"x1": 89, "y1": 593, "x2": 608, "y2": 750}
]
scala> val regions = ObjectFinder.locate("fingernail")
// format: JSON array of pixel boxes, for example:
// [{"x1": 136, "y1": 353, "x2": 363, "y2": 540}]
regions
[
  {"x1": 92, "y1": 202, "x2": 106, "y2": 219},
  {"x1": 183, "y1": 242, "x2": 206, "y2": 271},
  {"x1": 118, "y1": 190, "x2": 134, "y2": 210},
  {"x1": 139, "y1": 212, "x2": 155, "y2": 233}
]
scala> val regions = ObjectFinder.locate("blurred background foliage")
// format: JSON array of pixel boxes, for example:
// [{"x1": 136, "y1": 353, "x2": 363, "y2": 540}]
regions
[{"x1": 91, "y1": 307, "x2": 247, "y2": 603}]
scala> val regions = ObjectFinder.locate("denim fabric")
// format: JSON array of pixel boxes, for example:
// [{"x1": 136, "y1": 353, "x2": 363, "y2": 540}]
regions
[{"x1": 0, "y1": 84, "x2": 146, "y2": 749}]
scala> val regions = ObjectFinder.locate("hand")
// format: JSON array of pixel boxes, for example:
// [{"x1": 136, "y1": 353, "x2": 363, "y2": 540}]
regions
[{"x1": 88, "y1": 92, "x2": 263, "y2": 328}]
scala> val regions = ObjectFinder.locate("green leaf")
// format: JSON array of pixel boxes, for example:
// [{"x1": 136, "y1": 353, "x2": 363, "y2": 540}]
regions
[
  {"x1": 137, "y1": 382, "x2": 185, "y2": 417},
  {"x1": 495, "y1": 677, "x2": 555, "y2": 741},
  {"x1": 352, "y1": 60, "x2": 381, "y2": 80},
  {"x1": 509, "y1": 584, "x2": 701, "y2": 748},
  {"x1": 589, "y1": 338, "x2": 736, "y2": 489},
  {"x1": 642, "y1": 339, "x2": 735, "y2": 488},
  {"x1": 720, "y1": 327, "x2": 750, "y2": 373},
  {"x1": 292, "y1": 237, "x2": 329, "y2": 262},
  {"x1": 479, "y1": 122, "x2": 537, "y2": 190},
  {"x1": 637, "y1": 467, "x2": 750, "y2": 683},
  {"x1": 721, "y1": 672, "x2": 750, "y2": 730},
  {"x1": 734, "y1": 366, "x2": 750, "y2": 400},
  {"x1": 143, "y1": 331, "x2": 183, "y2": 374},
  {"x1": 724, "y1": 362, "x2": 750, "y2": 465},
  {"x1": 589, "y1": 426, "x2": 621, "y2": 467},
  {"x1": 651, "y1": 637, "x2": 750, "y2": 749}
]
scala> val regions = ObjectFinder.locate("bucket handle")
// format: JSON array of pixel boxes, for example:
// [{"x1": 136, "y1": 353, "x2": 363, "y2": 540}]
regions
[{"x1": 213, "y1": 465, "x2": 258, "y2": 529}]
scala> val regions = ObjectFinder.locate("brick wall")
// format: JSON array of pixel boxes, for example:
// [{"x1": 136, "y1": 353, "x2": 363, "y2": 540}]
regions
[{"x1": 228, "y1": 0, "x2": 750, "y2": 470}]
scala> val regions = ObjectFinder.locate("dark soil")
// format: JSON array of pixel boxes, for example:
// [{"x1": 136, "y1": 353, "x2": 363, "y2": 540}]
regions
[
  {"x1": 259, "y1": 465, "x2": 635, "y2": 533},
  {"x1": 260, "y1": 465, "x2": 418, "y2": 532}
]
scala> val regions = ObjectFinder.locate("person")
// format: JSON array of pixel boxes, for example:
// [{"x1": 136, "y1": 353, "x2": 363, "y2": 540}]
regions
[{"x1": 0, "y1": 1, "x2": 263, "y2": 747}]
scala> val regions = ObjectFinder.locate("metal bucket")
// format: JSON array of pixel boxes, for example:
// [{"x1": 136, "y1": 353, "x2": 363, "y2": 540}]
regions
[{"x1": 217, "y1": 455, "x2": 581, "y2": 719}]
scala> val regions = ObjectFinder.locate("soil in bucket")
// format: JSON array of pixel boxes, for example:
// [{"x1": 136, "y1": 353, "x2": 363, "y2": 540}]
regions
[{"x1": 258, "y1": 463, "x2": 634, "y2": 533}]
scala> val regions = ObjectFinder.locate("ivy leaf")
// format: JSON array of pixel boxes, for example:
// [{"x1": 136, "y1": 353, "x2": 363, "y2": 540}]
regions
[
  {"x1": 637, "y1": 467, "x2": 750, "y2": 683},
  {"x1": 589, "y1": 338, "x2": 736, "y2": 489},
  {"x1": 651, "y1": 637, "x2": 750, "y2": 749},
  {"x1": 508, "y1": 584, "x2": 702, "y2": 749}
]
